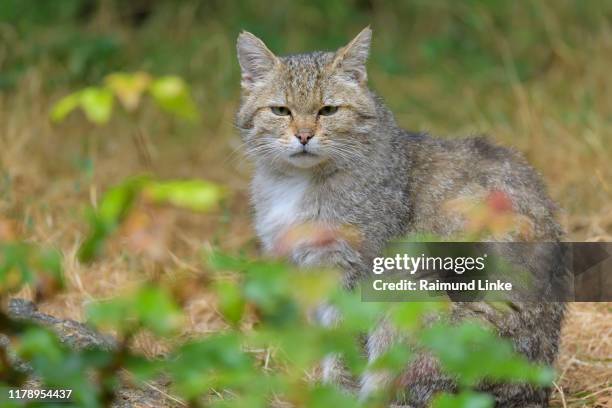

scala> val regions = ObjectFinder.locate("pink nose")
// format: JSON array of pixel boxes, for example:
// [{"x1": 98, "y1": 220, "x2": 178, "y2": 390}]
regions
[{"x1": 296, "y1": 128, "x2": 314, "y2": 145}]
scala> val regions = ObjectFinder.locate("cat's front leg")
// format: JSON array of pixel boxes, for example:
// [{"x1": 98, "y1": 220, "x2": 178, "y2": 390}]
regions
[
  {"x1": 273, "y1": 222, "x2": 363, "y2": 273},
  {"x1": 315, "y1": 304, "x2": 359, "y2": 391},
  {"x1": 280, "y1": 227, "x2": 365, "y2": 390},
  {"x1": 289, "y1": 239, "x2": 358, "y2": 268},
  {"x1": 359, "y1": 319, "x2": 398, "y2": 401}
]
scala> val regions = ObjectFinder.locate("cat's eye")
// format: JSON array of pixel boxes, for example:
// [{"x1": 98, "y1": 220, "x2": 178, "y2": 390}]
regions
[
  {"x1": 271, "y1": 106, "x2": 291, "y2": 116},
  {"x1": 318, "y1": 105, "x2": 339, "y2": 116}
]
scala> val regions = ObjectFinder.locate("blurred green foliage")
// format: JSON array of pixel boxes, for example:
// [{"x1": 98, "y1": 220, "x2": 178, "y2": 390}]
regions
[
  {"x1": 4, "y1": 0, "x2": 612, "y2": 148},
  {"x1": 0, "y1": 172, "x2": 553, "y2": 407},
  {"x1": 78, "y1": 175, "x2": 225, "y2": 262},
  {"x1": 0, "y1": 174, "x2": 554, "y2": 406},
  {"x1": 2, "y1": 0, "x2": 611, "y2": 91},
  {"x1": 1, "y1": 235, "x2": 555, "y2": 407},
  {"x1": 0, "y1": 243, "x2": 63, "y2": 297},
  {"x1": 51, "y1": 72, "x2": 199, "y2": 124}
]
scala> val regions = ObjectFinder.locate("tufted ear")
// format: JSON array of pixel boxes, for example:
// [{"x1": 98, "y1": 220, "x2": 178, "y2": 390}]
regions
[
  {"x1": 331, "y1": 27, "x2": 372, "y2": 84},
  {"x1": 236, "y1": 31, "x2": 278, "y2": 89}
]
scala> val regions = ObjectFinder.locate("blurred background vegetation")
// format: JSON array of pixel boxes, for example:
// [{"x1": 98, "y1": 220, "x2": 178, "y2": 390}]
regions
[
  {"x1": 2, "y1": 0, "x2": 611, "y2": 213},
  {"x1": 0, "y1": 1, "x2": 610, "y2": 407}
]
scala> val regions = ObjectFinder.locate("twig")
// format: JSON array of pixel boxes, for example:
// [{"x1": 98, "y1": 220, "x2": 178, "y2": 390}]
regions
[
  {"x1": 552, "y1": 381, "x2": 567, "y2": 408},
  {"x1": 142, "y1": 379, "x2": 187, "y2": 406},
  {"x1": 575, "y1": 386, "x2": 612, "y2": 400},
  {"x1": 264, "y1": 347, "x2": 271, "y2": 370},
  {"x1": 120, "y1": 368, "x2": 187, "y2": 406}
]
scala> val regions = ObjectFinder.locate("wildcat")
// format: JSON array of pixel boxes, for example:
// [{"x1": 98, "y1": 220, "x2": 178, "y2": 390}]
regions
[{"x1": 235, "y1": 27, "x2": 566, "y2": 407}]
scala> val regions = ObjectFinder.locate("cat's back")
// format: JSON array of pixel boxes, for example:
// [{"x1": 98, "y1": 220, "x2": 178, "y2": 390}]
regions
[{"x1": 399, "y1": 132, "x2": 562, "y2": 240}]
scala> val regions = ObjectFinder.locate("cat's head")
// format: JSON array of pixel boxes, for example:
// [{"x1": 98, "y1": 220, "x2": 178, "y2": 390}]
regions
[{"x1": 236, "y1": 28, "x2": 378, "y2": 172}]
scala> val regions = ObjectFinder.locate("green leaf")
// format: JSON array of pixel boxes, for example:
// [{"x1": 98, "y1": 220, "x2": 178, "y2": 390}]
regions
[
  {"x1": 433, "y1": 391, "x2": 494, "y2": 408},
  {"x1": 241, "y1": 261, "x2": 302, "y2": 327},
  {"x1": 207, "y1": 249, "x2": 250, "y2": 272},
  {"x1": 16, "y1": 327, "x2": 103, "y2": 408},
  {"x1": 149, "y1": 76, "x2": 199, "y2": 121},
  {"x1": 0, "y1": 243, "x2": 64, "y2": 296},
  {"x1": 87, "y1": 286, "x2": 183, "y2": 336},
  {"x1": 331, "y1": 290, "x2": 386, "y2": 332},
  {"x1": 79, "y1": 87, "x2": 114, "y2": 124},
  {"x1": 97, "y1": 179, "x2": 144, "y2": 224},
  {"x1": 51, "y1": 87, "x2": 114, "y2": 125},
  {"x1": 421, "y1": 322, "x2": 555, "y2": 387},
  {"x1": 86, "y1": 297, "x2": 133, "y2": 333},
  {"x1": 307, "y1": 384, "x2": 360, "y2": 408},
  {"x1": 168, "y1": 334, "x2": 254, "y2": 399},
  {"x1": 134, "y1": 285, "x2": 183, "y2": 336},
  {"x1": 78, "y1": 177, "x2": 221, "y2": 262},
  {"x1": 78, "y1": 177, "x2": 147, "y2": 263},
  {"x1": 50, "y1": 92, "x2": 81, "y2": 123},
  {"x1": 390, "y1": 302, "x2": 445, "y2": 330},
  {"x1": 104, "y1": 71, "x2": 151, "y2": 111},
  {"x1": 36, "y1": 247, "x2": 64, "y2": 282},
  {"x1": 211, "y1": 394, "x2": 268, "y2": 408},
  {"x1": 0, "y1": 243, "x2": 32, "y2": 293},
  {"x1": 289, "y1": 269, "x2": 340, "y2": 308},
  {"x1": 124, "y1": 354, "x2": 163, "y2": 382},
  {"x1": 369, "y1": 342, "x2": 412, "y2": 372},
  {"x1": 144, "y1": 179, "x2": 224, "y2": 212},
  {"x1": 17, "y1": 327, "x2": 64, "y2": 364},
  {"x1": 0, "y1": 385, "x2": 22, "y2": 407},
  {"x1": 258, "y1": 325, "x2": 364, "y2": 374},
  {"x1": 214, "y1": 280, "x2": 245, "y2": 326}
]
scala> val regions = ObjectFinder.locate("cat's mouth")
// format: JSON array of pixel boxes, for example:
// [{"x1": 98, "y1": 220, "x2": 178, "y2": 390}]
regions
[
  {"x1": 290, "y1": 151, "x2": 317, "y2": 157},
  {"x1": 286, "y1": 149, "x2": 325, "y2": 169}
]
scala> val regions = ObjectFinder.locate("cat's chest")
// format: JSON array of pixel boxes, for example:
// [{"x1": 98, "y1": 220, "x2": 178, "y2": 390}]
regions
[{"x1": 253, "y1": 175, "x2": 321, "y2": 251}]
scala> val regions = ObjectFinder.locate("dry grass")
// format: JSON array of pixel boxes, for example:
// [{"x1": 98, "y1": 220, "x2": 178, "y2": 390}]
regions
[
  {"x1": 1, "y1": 6, "x2": 611, "y2": 407},
  {"x1": 553, "y1": 303, "x2": 611, "y2": 407}
]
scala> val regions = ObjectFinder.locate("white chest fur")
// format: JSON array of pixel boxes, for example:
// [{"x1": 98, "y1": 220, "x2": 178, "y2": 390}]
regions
[{"x1": 253, "y1": 173, "x2": 311, "y2": 251}]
